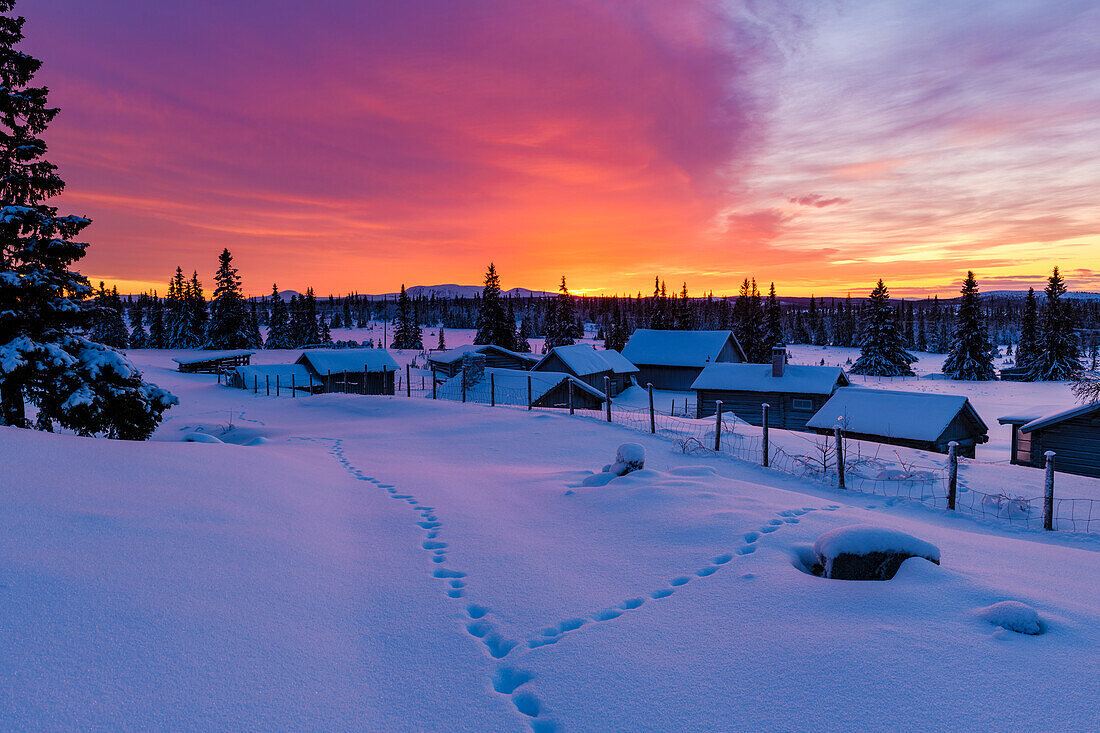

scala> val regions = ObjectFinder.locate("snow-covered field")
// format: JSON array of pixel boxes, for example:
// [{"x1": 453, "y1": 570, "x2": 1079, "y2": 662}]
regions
[{"x1": 3, "y1": 339, "x2": 1099, "y2": 731}]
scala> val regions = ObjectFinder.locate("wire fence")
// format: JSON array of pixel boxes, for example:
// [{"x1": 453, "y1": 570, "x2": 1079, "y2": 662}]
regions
[{"x1": 225, "y1": 368, "x2": 1100, "y2": 534}]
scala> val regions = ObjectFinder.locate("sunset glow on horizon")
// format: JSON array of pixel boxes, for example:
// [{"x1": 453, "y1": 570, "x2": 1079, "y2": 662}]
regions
[{"x1": 24, "y1": 0, "x2": 1100, "y2": 298}]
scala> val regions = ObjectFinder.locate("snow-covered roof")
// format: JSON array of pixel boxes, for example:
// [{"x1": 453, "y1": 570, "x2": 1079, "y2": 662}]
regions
[
  {"x1": 621, "y1": 329, "x2": 745, "y2": 367},
  {"x1": 172, "y1": 350, "x2": 254, "y2": 364},
  {"x1": 440, "y1": 367, "x2": 605, "y2": 404},
  {"x1": 691, "y1": 363, "x2": 848, "y2": 395},
  {"x1": 1016, "y1": 402, "x2": 1100, "y2": 434},
  {"x1": 232, "y1": 364, "x2": 312, "y2": 383},
  {"x1": 429, "y1": 344, "x2": 539, "y2": 365},
  {"x1": 807, "y1": 387, "x2": 988, "y2": 442},
  {"x1": 296, "y1": 349, "x2": 399, "y2": 374},
  {"x1": 535, "y1": 344, "x2": 638, "y2": 376}
]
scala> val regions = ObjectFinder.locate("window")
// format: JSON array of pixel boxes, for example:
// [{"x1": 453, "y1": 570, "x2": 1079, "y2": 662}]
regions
[
  {"x1": 1015, "y1": 428, "x2": 1032, "y2": 465},
  {"x1": 792, "y1": 398, "x2": 814, "y2": 412}
]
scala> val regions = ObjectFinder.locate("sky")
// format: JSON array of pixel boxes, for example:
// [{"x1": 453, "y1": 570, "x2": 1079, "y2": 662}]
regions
[{"x1": 21, "y1": 0, "x2": 1100, "y2": 297}]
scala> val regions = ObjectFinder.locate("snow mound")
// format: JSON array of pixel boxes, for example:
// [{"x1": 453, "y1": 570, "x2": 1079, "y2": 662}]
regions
[
  {"x1": 668, "y1": 466, "x2": 719, "y2": 477},
  {"x1": 243, "y1": 436, "x2": 272, "y2": 446},
  {"x1": 183, "y1": 432, "x2": 224, "y2": 444},
  {"x1": 975, "y1": 601, "x2": 1042, "y2": 635},
  {"x1": 813, "y1": 524, "x2": 940, "y2": 580},
  {"x1": 602, "y1": 443, "x2": 645, "y2": 477},
  {"x1": 875, "y1": 469, "x2": 937, "y2": 482}
]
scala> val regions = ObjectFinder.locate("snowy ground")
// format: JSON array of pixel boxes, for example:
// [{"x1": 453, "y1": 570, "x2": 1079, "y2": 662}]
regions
[{"x1": 3, "y1": 341, "x2": 1099, "y2": 730}]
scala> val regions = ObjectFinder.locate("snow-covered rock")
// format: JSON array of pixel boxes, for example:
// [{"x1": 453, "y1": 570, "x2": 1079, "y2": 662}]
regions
[
  {"x1": 603, "y1": 443, "x2": 645, "y2": 477},
  {"x1": 183, "y1": 432, "x2": 224, "y2": 444},
  {"x1": 975, "y1": 601, "x2": 1042, "y2": 635},
  {"x1": 813, "y1": 524, "x2": 940, "y2": 580}
]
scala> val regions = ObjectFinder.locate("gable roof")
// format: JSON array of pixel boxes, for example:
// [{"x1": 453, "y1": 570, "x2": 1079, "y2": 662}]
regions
[
  {"x1": 1015, "y1": 402, "x2": 1100, "y2": 434},
  {"x1": 691, "y1": 363, "x2": 849, "y2": 395},
  {"x1": 296, "y1": 349, "x2": 399, "y2": 374},
  {"x1": 622, "y1": 329, "x2": 746, "y2": 367},
  {"x1": 428, "y1": 344, "x2": 539, "y2": 365},
  {"x1": 534, "y1": 344, "x2": 638, "y2": 376},
  {"x1": 440, "y1": 367, "x2": 605, "y2": 404},
  {"x1": 807, "y1": 387, "x2": 988, "y2": 442},
  {"x1": 232, "y1": 363, "x2": 312, "y2": 383}
]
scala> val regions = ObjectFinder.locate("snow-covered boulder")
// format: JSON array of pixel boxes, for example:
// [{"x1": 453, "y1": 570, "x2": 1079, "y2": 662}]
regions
[
  {"x1": 183, "y1": 432, "x2": 224, "y2": 444},
  {"x1": 975, "y1": 601, "x2": 1042, "y2": 635},
  {"x1": 813, "y1": 524, "x2": 940, "y2": 581},
  {"x1": 603, "y1": 443, "x2": 645, "y2": 477}
]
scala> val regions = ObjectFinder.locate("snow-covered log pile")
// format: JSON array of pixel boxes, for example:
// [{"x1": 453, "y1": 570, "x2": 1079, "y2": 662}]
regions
[{"x1": 812, "y1": 524, "x2": 940, "y2": 580}]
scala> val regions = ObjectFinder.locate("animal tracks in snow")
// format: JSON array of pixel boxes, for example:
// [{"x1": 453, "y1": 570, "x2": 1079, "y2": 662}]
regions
[{"x1": 318, "y1": 437, "x2": 831, "y2": 732}]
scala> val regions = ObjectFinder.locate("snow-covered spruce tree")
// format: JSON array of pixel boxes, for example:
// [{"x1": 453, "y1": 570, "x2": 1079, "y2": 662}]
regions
[
  {"x1": 88, "y1": 282, "x2": 128, "y2": 348},
  {"x1": 764, "y1": 282, "x2": 784, "y2": 348},
  {"x1": 850, "y1": 280, "x2": 915, "y2": 376},
  {"x1": 733, "y1": 278, "x2": 767, "y2": 362},
  {"x1": 164, "y1": 267, "x2": 188, "y2": 348},
  {"x1": 473, "y1": 263, "x2": 514, "y2": 349},
  {"x1": 1015, "y1": 287, "x2": 1039, "y2": 371},
  {"x1": 0, "y1": 1, "x2": 175, "y2": 434},
  {"x1": 147, "y1": 293, "x2": 165, "y2": 348},
  {"x1": 248, "y1": 299, "x2": 263, "y2": 348},
  {"x1": 542, "y1": 276, "x2": 576, "y2": 352},
  {"x1": 186, "y1": 271, "x2": 207, "y2": 346},
  {"x1": 1027, "y1": 267, "x2": 1081, "y2": 381},
  {"x1": 390, "y1": 284, "x2": 422, "y2": 349},
  {"x1": 129, "y1": 296, "x2": 148, "y2": 348},
  {"x1": 942, "y1": 271, "x2": 996, "y2": 381},
  {"x1": 437, "y1": 326, "x2": 446, "y2": 350},
  {"x1": 204, "y1": 248, "x2": 258, "y2": 349}
]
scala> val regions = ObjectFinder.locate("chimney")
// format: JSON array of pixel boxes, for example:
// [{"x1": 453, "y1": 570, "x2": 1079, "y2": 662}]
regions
[{"x1": 771, "y1": 347, "x2": 786, "y2": 378}]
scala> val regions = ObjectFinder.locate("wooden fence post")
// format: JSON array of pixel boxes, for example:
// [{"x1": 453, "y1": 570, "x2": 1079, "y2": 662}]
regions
[
  {"x1": 648, "y1": 383, "x2": 655, "y2": 434},
  {"x1": 461, "y1": 367, "x2": 467, "y2": 403},
  {"x1": 253, "y1": 376, "x2": 257, "y2": 394},
  {"x1": 344, "y1": 370, "x2": 349, "y2": 394},
  {"x1": 432, "y1": 370, "x2": 437, "y2": 399},
  {"x1": 835, "y1": 425, "x2": 845, "y2": 489},
  {"x1": 308, "y1": 372, "x2": 313, "y2": 394},
  {"x1": 761, "y1": 403, "x2": 770, "y2": 467},
  {"x1": 527, "y1": 375, "x2": 532, "y2": 410},
  {"x1": 265, "y1": 374, "x2": 270, "y2": 396},
  {"x1": 714, "y1": 400, "x2": 723, "y2": 451},
  {"x1": 604, "y1": 376, "x2": 612, "y2": 422},
  {"x1": 291, "y1": 374, "x2": 296, "y2": 398},
  {"x1": 327, "y1": 370, "x2": 332, "y2": 394},
  {"x1": 568, "y1": 379, "x2": 575, "y2": 415},
  {"x1": 490, "y1": 372, "x2": 496, "y2": 407},
  {"x1": 276, "y1": 375, "x2": 280, "y2": 397},
  {"x1": 947, "y1": 441, "x2": 958, "y2": 510},
  {"x1": 363, "y1": 367, "x2": 369, "y2": 395},
  {"x1": 406, "y1": 363, "x2": 411, "y2": 397},
  {"x1": 1044, "y1": 451, "x2": 1056, "y2": 531}
]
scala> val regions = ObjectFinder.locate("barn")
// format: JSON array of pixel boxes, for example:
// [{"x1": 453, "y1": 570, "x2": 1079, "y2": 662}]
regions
[
  {"x1": 295, "y1": 349, "x2": 399, "y2": 394},
  {"x1": 809, "y1": 387, "x2": 989, "y2": 457},
  {"x1": 621, "y1": 329, "x2": 746, "y2": 390},
  {"x1": 427, "y1": 344, "x2": 539, "y2": 378},
  {"x1": 229, "y1": 363, "x2": 315, "y2": 393},
  {"x1": 692, "y1": 353, "x2": 849, "y2": 431},
  {"x1": 533, "y1": 344, "x2": 638, "y2": 396},
  {"x1": 438, "y1": 367, "x2": 605, "y2": 409},
  {"x1": 998, "y1": 402, "x2": 1100, "y2": 477}
]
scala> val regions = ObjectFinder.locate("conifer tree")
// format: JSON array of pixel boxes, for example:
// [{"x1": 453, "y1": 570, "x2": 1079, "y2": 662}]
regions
[
  {"x1": 0, "y1": 0, "x2": 174, "y2": 434},
  {"x1": 807, "y1": 296, "x2": 822, "y2": 345},
  {"x1": 851, "y1": 280, "x2": 915, "y2": 376},
  {"x1": 764, "y1": 283, "x2": 784, "y2": 348},
  {"x1": 516, "y1": 314, "x2": 533, "y2": 353},
  {"x1": 1028, "y1": 267, "x2": 1081, "y2": 381},
  {"x1": 437, "y1": 326, "x2": 446, "y2": 350},
  {"x1": 1016, "y1": 287, "x2": 1039, "y2": 370},
  {"x1": 204, "y1": 248, "x2": 257, "y2": 349},
  {"x1": 733, "y1": 278, "x2": 766, "y2": 362},
  {"x1": 390, "y1": 284, "x2": 422, "y2": 349},
  {"x1": 248, "y1": 299, "x2": 263, "y2": 348},
  {"x1": 148, "y1": 293, "x2": 166, "y2": 348},
  {"x1": 542, "y1": 276, "x2": 576, "y2": 352},
  {"x1": 266, "y1": 284, "x2": 293, "y2": 349},
  {"x1": 187, "y1": 271, "x2": 207, "y2": 347},
  {"x1": 942, "y1": 271, "x2": 996, "y2": 380},
  {"x1": 474, "y1": 263, "x2": 514, "y2": 349},
  {"x1": 129, "y1": 296, "x2": 148, "y2": 348}
]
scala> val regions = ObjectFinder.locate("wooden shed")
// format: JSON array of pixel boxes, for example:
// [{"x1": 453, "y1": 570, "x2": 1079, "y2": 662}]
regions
[
  {"x1": 692, "y1": 356, "x2": 849, "y2": 431},
  {"x1": 532, "y1": 344, "x2": 638, "y2": 397},
  {"x1": 427, "y1": 344, "x2": 539, "y2": 379},
  {"x1": 622, "y1": 329, "x2": 746, "y2": 390},
  {"x1": 295, "y1": 349, "x2": 399, "y2": 395},
  {"x1": 998, "y1": 402, "x2": 1100, "y2": 477},
  {"x1": 173, "y1": 350, "x2": 254, "y2": 373},
  {"x1": 438, "y1": 367, "x2": 606, "y2": 409},
  {"x1": 809, "y1": 387, "x2": 989, "y2": 457}
]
